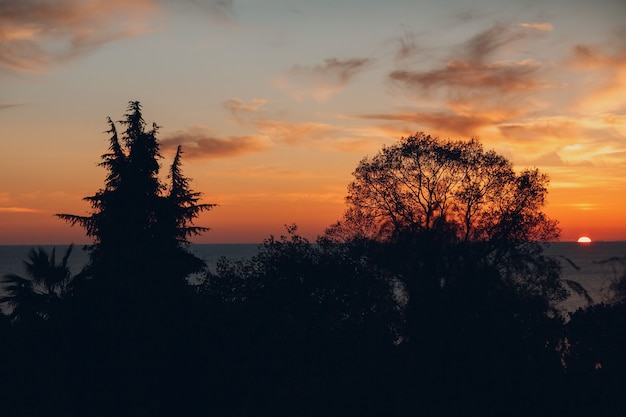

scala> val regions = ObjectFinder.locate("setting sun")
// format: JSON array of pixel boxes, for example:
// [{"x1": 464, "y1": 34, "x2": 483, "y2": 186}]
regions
[{"x1": 577, "y1": 236, "x2": 592, "y2": 243}]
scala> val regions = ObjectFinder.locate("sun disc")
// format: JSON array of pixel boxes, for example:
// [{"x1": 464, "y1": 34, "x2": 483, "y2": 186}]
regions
[{"x1": 577, "y1": 236, "x2": 592, "y2": 243}]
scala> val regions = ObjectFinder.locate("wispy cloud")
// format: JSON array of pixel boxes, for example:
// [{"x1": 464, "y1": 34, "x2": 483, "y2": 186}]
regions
[
  {"x1": 209, "y1": 191, "x2": 344, "y2": 205},
  {"x1": 378, "y1": 24, "x2": 555, "y2": 138},
  {"x1": 256, "y1": 120, "x2": 340, "y2": 145},
  {"x1": 223, "y1": 98, "x2": 266, "y2": 122},
  {"x1": 568, "y1": 33, "x2": 626, "y2": 111},
  {"x1": 567, "y1": 203, "x2": 597, "y2": 210},
  {"x1": 460, "y1": 25, "x2": 526, "y2": 64},
  {"x1": 0, "y1": 0, "x2": 235, "y2": 74},
  {"x1": 355, "y1": 111, "x2": 493, "y2": 138},
  {"x1": 533, "y1": 151, "x2": 565, "y2": 167},
  {"x1": 275, "y1": 57, "x2": 375, "y2": 101},
  {"x1": 161, "y1": 126, "x2": 270, "y2": 158},
  {"x1": 518, "y1": 23, "x2": 553, "y2": 32},
  {"x1": 222, "y1": 98, "x2": 371, "y2": 151},
  {"x1": 0, "y1": 0, "x2": 159, "y2": 72},
  {"x1": 392, "y1": 30, "x2": 420, "y2": 63},
  {"x1": 498, "y1": 117, "x2": 582, "y2": 141},
  {"x1": 0, "y1": 101, "x2": 26, "y2": 110},
  {"x1": 389, "y1": 25, "x2": 542, "y2": 95},
  {"x1": 390, "y1": 59, "x2": 540, "y2": 93},
  {"x1": 0, "y1": 207, "x2": 40, "y2": 213},
  {"x1": 222, "y1": 99, "x2": 349, "y2": 147},
  {"x1": 233, "y1": 165, "x2": 303, "y2": 178},
  {"x1": 496, "y1": 112, "x2": 626, "y2": 169},
  {"x1": 570, "y1": 43, "x2": 626, "y2": 69}
]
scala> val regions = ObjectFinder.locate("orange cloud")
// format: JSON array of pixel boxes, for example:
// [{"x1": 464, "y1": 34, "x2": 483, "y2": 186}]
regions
[
  {"x1": 570, "y1": 44, "x2": 626, "y2": 69},
  {"x1": 567, "y1": 33, "x2": 626, "y2": 111},
  {"x1": 533, "y1": 151, "x2": 565, "y2": 167},
  {"x1": 355, "y1": 111, "x2": 493, "y2": 138},
  {"x1": 495, "y1": 111, "x2": 626, "y2": 168},
  {"x1": 0, "y1": 0, "x2": 234, "y2": 73},
  {"x1": 275, "y1": 57, "x2": 375, "y2": 101},
  {"x1": 0, "y1": 207, "x2": 40, "y2": 213},
  {"x1": 603, "y1": 114, "x2": 626, "y2": 125},
  {"x1": 498, "y1": 118, "x2": 582, "y2": 141},
  {"x1": 222, "y1": 98, "x2": 371, "y2": 149},
  {"x1": 518, "y1": 23, "x2": 553, "y2": 32},
  {"x1": 219, "y1": 100, "x2": 375, "y2": 153},
  {"x1": 390, "y1": 59, "x2": 540, "y2": 93},
  {"x1": 331, "y1": 137, "x2": 376, "y2": 153},
  {"x1": 378, "y1": 24, "x2": 568, "y2": 141},
  {"x1": 233, "y1": 166, "x2": 303, "y2": 178},
  {"x1": 387, "y1": 24, "x2": 548, "y2": 99},
  {"x1": 255, "y1": 120, "x2": 340, "y2": 145},
  {"x1": 161, "y1": 126, "x2": 270, "y2": 158},
  {"x1": 385, "y1": 24, "x2": 551, "y2": 134},
  {"x1": 256, "y1": 120, "x2": 383, "y2": 153},
  {"x1": 603, "y1": 114, "x2": 626, "y2": 137},
  {"x1": 0, "y1": 0, "x2": 159, "y2": 72}
]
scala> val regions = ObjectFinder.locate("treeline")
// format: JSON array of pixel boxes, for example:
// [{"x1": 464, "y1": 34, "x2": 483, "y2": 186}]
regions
[{"x1": 1, "y1": 103, "x2": 625, "y2": 416}]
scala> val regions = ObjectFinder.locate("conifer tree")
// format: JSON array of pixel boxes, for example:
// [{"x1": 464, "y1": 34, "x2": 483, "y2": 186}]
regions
[
  {"x1": 57, "y1": 101, "x2": 214, "y2": 297},
  {"x1": 165, "y1": 145, "x2": 216, "y2": 245}
]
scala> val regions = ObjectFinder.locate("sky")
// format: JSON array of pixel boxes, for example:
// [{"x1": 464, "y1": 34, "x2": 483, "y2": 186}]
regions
[{"x1": 1, "y1": 0, "x2": 625, "y2": 244}]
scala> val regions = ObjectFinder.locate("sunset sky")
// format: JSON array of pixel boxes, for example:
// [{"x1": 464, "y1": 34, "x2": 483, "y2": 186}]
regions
[{"x1": 1, "y1": 0, "x2": 625, "y2": 244}]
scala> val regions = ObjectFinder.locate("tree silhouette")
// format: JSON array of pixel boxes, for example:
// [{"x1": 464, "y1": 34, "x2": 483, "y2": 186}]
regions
[
  {"x1": 166, "y1": 145, "x2": 215, "y2": 243},
  {"x1": 201, "y1": 225, "x2": 401, "y2": 416},
  {"x1": 0, "y1": 245, "x2": 74, "y2": 323},
  {"x1": 57, "y1": 101, "x2": 214, "y2": 296},
  {"x1": 4, "y1": 114, "x2": 601, "y2": 415},
  {"x1": 52, "y1": 102, "x2": 216, "y2": 416},
  {"x1": 327, "y1": 132, "x2": 565, "y2": 304},
  {"x1": 320, "y1": 133, "x2": 568, "y2": 416},
  {"x1": 328, "y1": 132, "x2": 559, "y2": 244},
  {"x1": 564, "y1": 302, "x2": 626, "y2": 414}
]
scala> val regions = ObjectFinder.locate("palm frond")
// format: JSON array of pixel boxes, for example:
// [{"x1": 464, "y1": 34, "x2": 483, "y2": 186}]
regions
[
  {"x1": 61, "y1": 244, "x2": 74, "y2": 268},
  {"x1": 558, "y1": 255, "x2": 581, "y2": 271},
  {"x1": 564, "y1": 279, "x2": 594, "y2": 306}
]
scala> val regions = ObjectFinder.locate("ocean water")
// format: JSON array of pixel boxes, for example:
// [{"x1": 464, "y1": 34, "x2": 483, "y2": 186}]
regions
[
  {"x1": 1, "y1": 242, "x2": 625, "y2": 312},
  {"x1": 542, "y1": 241, "x2": 626, "y2": 311},
  {"x1": 0, "y1": 244, "x2": 261, "y2": 284}
]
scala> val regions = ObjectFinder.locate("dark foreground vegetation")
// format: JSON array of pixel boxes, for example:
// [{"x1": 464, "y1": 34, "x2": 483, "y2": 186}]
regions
[{"x1": 2, "y1": 103, "x2": 625, "y2": 416}]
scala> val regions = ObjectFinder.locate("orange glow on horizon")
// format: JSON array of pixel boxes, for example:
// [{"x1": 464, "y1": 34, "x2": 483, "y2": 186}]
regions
[{"x1": 2, "y1": 1, "x2": 626, "y2": 245}]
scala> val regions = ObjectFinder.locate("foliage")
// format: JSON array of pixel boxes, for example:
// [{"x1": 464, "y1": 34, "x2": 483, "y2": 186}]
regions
[
  {"x1": 26, "y1": 101, "x2": 218, "y2": 416},
  {"x1": 563, "y1": 303, "x2": 626, "y2": 414},
  {"x1": 56, "y1": 101, "x2": 214, "y2": 292},
  {"x1": 204, "y1": 225, "x2": 401, "y2": 344},
  {"x1": 167, "y1": 145, "x2": 216, "y2": 243},
  {"x1": 316, "y1": 133, "x2": 570, "y2": 415},
  {"x1": 5, "y1": 117, "x2": 624, "y2": 415},
  {"x1": 328, "y1": 132, "x2": 559, "y2": 244},
  {"x1": 604, "y1": 256, "x2": 626, "y2": 304},
  {"x1": 0, "y1": 245, "x2": 74, "y2": 323},
  {"x1": 327, "y1": 133, "x2": 565, "y2": 305},
  {"x1": 200, "y1": 225, "x2": 402, "y2": 415}
]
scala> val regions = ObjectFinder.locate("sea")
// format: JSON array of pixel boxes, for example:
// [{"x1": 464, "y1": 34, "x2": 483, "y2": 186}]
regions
[
  {"x1": 1, "y1": 242, "x2": 625, "y2": 313},
  {"x1": 0, "y1": 244, "x2": 262, "y2": 280}
]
